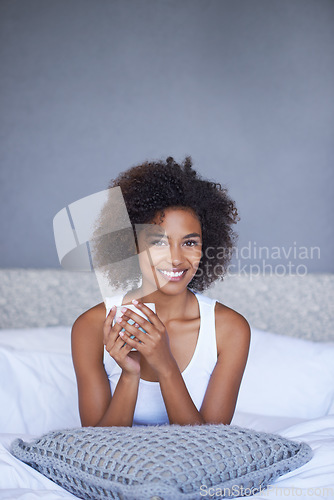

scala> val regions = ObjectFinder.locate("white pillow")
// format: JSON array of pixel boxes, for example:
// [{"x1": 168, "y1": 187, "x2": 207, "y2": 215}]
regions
[
  {"x1": 236, "y1": 328, "x2": 334, "y2": 419},
  {"x1": 1, "y1": 325, "x2": 333, "y2": 434},
  {"x1": 0, "y1": 326, "x2": 80, "y2": 434},
  {"x1": 0, "y1": 326, "x2": 72, "y2": 353}
]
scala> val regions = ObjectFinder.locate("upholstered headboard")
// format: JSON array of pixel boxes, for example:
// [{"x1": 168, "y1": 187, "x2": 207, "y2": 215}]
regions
[{"x1": 0, "y1": 269, "x2": 333, "y2": 342}]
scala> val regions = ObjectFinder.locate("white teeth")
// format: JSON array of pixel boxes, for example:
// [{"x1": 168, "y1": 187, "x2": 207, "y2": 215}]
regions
[{"x1": 159, "y1": 270, "x2": 185, "y2": 277}]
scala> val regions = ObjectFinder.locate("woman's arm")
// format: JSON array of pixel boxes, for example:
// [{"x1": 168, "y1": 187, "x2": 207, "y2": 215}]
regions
[
  {"x1": 71, "y1": 309, "x2": 140, "y2": 427},
  {"x1": 200, "y1": 304, "x2": 250, "y2": 424},
  {"x1": 155, "y1": 306, "x2": 250, "y2": 425},
  {"x1": 158, "y1": 361, "x2": 206, "y2": 425}
]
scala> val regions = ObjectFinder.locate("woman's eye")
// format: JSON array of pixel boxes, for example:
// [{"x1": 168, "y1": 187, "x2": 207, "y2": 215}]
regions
[
  {"x1": 183, "y1": 240, "x2": 199, "y2": 247},
  {"x1": 149, "y1": 239, "x2": 168, "y2": 246}
]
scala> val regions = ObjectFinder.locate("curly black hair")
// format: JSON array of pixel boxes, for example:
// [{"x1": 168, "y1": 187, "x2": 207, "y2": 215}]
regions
[{"x1": 92, "y1": 157, "x2": 239, "y2": 292}]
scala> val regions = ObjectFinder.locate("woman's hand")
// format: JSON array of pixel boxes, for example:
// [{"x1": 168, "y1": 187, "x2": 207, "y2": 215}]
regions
[
  {"x1": 103, "y1": 306, "x2": 141, "y2": 378},
  {"x1": 115, "y1": 301, "x2": 176, "y2": 377}
]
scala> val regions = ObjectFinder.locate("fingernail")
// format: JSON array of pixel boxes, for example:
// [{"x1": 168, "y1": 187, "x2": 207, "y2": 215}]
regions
[
  {"x1": 132, "y1": 299, "x2": 138, "y2": 305},
  {"x1": 117, "y1": 317, "x2": 122, "y2": 324},
  {"x1": 134, "y1": 323, "x2": 139, "y2": 328},
  {"x1": 119, "y1": 331, "x2": 124, "y2": 337},
  {"x1": 121, "y1": 307, "x2": 127, "y2": 313}
]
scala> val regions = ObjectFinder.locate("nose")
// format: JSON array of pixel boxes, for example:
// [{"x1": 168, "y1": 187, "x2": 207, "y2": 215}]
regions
[{"x1": 167, "y1": 244, "x2": 183, "y2": 266}]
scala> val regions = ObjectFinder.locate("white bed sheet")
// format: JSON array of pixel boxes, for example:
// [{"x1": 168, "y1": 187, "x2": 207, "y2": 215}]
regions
[{"x1": 1, "y1": 325, "x2": 334, "y2": 499}]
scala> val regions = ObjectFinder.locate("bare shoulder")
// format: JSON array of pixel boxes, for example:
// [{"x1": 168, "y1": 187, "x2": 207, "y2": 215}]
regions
[
  {"x1": 214, "y1": 301, "x2": 251, "y2": 353},
  {"x1": 71, "y1": 302, "x2": 106, "y2": 351}
]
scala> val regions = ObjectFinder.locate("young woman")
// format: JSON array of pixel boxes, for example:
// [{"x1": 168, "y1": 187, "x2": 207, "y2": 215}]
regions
[{"x1": 72, "y1": 157, "x2": 250, "y2": 427}]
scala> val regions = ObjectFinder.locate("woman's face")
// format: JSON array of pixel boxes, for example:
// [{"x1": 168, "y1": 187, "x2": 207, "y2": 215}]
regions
[{"x1": 137, "y1": 207, "x2": 202, "y2": 295}]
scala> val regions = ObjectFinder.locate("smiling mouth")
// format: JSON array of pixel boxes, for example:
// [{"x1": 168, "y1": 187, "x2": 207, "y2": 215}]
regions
[{"x1": 157, "y1": 269, "x2": 188, "y2": 280}]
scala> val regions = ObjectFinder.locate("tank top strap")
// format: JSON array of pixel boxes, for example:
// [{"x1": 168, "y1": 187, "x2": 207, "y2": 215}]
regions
[
  {"x1": 194, "y1": 292, "x2": 218, "y2": 365},
  {"x1": 194, "y1": 293, "x2": 217, "y2": 323},
  {"x1": 180, "y1": 292, "x2": 218, "y2": 409},
  {"x1": 194, "y1": 292, "x2": 217, "y2": 308}
]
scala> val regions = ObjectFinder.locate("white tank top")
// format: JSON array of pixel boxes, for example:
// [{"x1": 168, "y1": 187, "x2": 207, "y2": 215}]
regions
[{"x1": 103, "y1": 292, "x2": 218, "y2": 426}]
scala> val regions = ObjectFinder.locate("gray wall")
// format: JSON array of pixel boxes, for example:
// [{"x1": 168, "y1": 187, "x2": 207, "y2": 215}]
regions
[{"x1": 1, "y1": 0, "x2": 333, "y2": 273}]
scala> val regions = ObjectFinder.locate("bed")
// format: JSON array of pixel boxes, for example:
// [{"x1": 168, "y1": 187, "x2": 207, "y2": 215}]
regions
[{"x1": 0, "y1": 269, "x2": 333, "y2": 499}]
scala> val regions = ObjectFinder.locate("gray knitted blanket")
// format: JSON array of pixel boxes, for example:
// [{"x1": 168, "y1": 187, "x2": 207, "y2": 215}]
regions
[{"x1": 11, "y1": 424, "x2": 313, "y2": 500}]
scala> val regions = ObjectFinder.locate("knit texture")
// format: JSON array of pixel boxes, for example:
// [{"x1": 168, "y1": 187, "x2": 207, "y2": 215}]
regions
[{"x1": 11, "y1": 424, "x2": 312, "y2": 500}]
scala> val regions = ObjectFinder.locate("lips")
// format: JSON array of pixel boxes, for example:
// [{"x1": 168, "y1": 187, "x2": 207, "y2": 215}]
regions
[{"x1": 157, "y1": 268, "x2": 187, "y2": 281}]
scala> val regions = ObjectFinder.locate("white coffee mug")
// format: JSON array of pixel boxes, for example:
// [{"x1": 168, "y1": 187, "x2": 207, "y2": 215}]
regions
[{"x1": 112, "y1": 303, "x2": 156, "y2": 350}]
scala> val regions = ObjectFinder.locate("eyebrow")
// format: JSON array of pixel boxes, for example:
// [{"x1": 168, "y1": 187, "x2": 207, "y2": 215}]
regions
[
  {"x1": 146, "y1": 232, "x2": 201, "y2": 238},
  {"x1": 145, "y1": 232, "x2": 201, "y2": 240},
  {"x1": 182, "y1": 233, "x2": 201, "y2": 239},
  {"x1": 145, "y1": 232, "x2": 166, "y2": 238}
]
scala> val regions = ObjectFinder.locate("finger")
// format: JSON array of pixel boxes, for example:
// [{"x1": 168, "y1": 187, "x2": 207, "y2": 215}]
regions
[
  {"x1": 104, "y1": 309, "x2": 127, "y2": 345},
  {"x1": 121, "y1": 334, "x2": 141, "y2": 350},
  {"x1": 104, "y1": 305, "x2": 116, "y2": 326},
  {"x1": 131, "y1": 300, "x2": 160, "y2": 327},
  {"x1": 106, "y1": 331, "x2": 133, "y2": 353},
  {"x1": 117, "y1": 308, "x2": 154, "y2": 335},
  {"x1": 103, "y1": 306, "x2": 116, "y2": 343},
  {"x1": 119, "y1": 330, "x2": 143, "y2": 351},
  {"x1": 115, "y1": 325, "x2": 141, "y2": 345},
  {"x1": 108, "y1": 329, "x2": 138, "y2": 352},
  {"x1": 116, "y1": 316, "x2": 148, "y2": 343},
  {"x1": 116, "y1": 334, "x2": 133, "y2": 352},
  {"x1": 120, "y1": 342, "x2": 134, "y2": 354}
]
